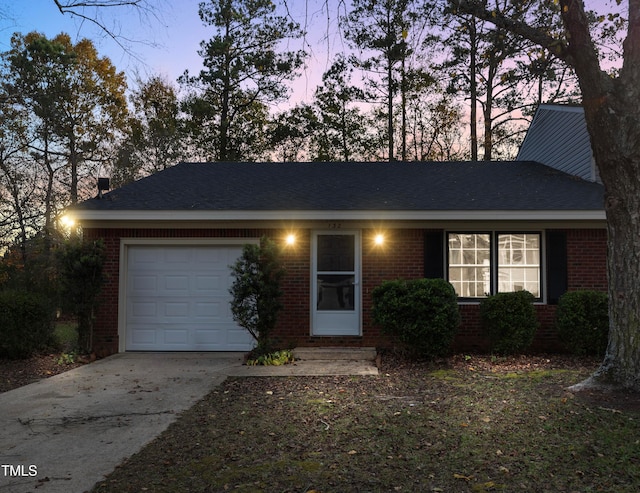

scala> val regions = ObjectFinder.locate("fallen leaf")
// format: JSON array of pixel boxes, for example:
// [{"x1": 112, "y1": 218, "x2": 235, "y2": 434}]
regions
[
  {"x1": 347, "y1": 450, "x2": 357, "y2": 455},
  {"x1": 454, "y1": 473, "x2": 472, "y2": 481}
]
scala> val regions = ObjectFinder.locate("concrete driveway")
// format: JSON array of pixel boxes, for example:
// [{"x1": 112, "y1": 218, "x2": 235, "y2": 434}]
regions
[
  {"x1": 0, "y1": 352, "x2": 377, "y2": 493},
  {"x1": 0, "y1": 352, "x2": 245, "y2": 493}
]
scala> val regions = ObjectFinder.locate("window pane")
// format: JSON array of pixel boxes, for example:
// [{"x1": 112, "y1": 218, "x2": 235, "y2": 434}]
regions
[
  {"x1": 497, "y1": 233, "x2": 541, "y2": 297},
  {"x1": 317, "y1": 235, "x2": 354, "y2": 272},
  {"x1": 317, "y1": 274, "x2": 354, "y2": 310},
  {"x1": 448, "y1": 233, "x2": 490, "y2": 298}
]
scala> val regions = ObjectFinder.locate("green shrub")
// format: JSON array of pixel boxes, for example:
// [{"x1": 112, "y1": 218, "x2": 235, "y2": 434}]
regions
[
  {"x1": 57, "y1": 239, "x2": 106, "y2": 353},
  {"x1": 229, "y1": 236, "x2": 286, "y2": 354},
  {"x1": 555, "y1": 290, "x2": 609, "y2": 356},
  {"x1": 0, "y1": 290, "x2": 56, "y2": 359},
  {"x1": 480, "y1": 290, "x2": 539, "y2": 354},
  {"x1": 246, "y1": 349, "x2": 294, "y2": 366},
  {"x1": 371, "y1": 278, "x2": 460, "y2": 359}
]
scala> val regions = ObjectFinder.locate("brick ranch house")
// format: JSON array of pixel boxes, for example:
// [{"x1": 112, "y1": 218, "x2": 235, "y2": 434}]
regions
[{"x1": 70, "y1": 105, "x2": 606, "y2": 356}]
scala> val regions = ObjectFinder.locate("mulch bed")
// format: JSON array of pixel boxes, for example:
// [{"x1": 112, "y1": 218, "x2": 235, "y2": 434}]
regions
[{"x1": 0, "y1": 353, "x2": 84, "y2": 393}]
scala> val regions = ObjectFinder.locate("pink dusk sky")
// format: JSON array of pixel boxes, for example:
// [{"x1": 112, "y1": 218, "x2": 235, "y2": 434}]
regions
[
  {"x1": 0, "y1": 0, "x2": 623, "y2": 105},
  {"x1": 0, "y1": 0, "x2": 340, "y2": 104}
]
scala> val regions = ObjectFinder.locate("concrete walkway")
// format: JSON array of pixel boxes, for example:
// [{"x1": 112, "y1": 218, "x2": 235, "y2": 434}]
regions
[{"x1": 0, "y1": 352, "x2": 377, "y2": 493}]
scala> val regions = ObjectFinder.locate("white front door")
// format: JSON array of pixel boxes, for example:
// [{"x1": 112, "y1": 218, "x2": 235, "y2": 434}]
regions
[{"x1": 311, "y1": 231, "x2": 360, "y2": 336}]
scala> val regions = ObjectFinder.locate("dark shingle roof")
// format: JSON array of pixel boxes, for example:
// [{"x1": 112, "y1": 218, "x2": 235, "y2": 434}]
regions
[{"x1": 75, "y1": 161, "x2": 604, "y2": 213}]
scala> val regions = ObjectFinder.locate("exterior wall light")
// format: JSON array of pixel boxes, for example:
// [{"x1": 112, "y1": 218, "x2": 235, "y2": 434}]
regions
[
  {"x1": 285, "y1": 233, "x2": 296, "y2": 246},
  {"x1": 374, "y1": 233, "x2": 385, "y2": 246},
  {"x1": 59, "y1": 214, "x2": 75, "y2": 229}
]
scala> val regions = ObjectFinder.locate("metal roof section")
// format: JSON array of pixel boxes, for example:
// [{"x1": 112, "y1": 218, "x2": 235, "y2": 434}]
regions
[{"x1": 517, "y1": 104, "x2": 598, "y2": 182}]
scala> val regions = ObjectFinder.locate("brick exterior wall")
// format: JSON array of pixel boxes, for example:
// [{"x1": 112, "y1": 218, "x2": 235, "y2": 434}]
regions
[
  {"x1": 454, "y1": 228, "x2": 608, "y2": 353},
  {"x1": 84, "y1": 226, "x2": 607, "y2": 356}
]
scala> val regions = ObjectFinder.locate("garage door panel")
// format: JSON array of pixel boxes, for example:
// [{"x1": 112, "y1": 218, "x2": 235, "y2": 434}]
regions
[
  {"x1": 164, "y1": 248, "x2": 192, "y2": 264},
  {"x1": 194, "y1": 275, "x2": 222, "y2": 292},
  {"x1": 227, "y1": 327, "x2": 256, "y2": 346},
  {"x1": 125, "y1": 245, "x2": 254, "y2": 351},
  {"x1": 130, "y1": 326, "x2": 158, "y2": 345},
  {"x1": 164, "y1": 328, "x2": 189, "y2": 344},
  {"x1": 164, "y1": 275, "x2": 190, "y2": 293},
  {"x1": 131, "y1": 301, "x2": 158, "y2": 318},
  {"x1": 193, "y1": 301, "x2": 221, "y2": 318},
  {"x1": 193, "y1": 327, "x2": 224, "y2": 344},
  {"x1": 130, "y1": 247, "x2": 161, "y2": 264},
  {"x1": 164, "y1": 301, "x2": 190, "y2": 317},
  {"x1": 132, "y1": 275, "x2": 157, "y2": 293},
  {"x1": 194, "y1": 248, "x2": 227, "y2": 264}
]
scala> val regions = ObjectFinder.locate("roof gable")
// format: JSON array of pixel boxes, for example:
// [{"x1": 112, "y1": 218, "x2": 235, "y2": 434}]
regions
[{"x1": 517, "y1": 104, "x2": 598, "y2": 182}]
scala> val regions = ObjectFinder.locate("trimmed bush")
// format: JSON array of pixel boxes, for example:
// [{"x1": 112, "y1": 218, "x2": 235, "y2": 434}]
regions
[
  {"x1": 0, "y1": 290, "x2": 55, "y2": 359},
  {"x1": 372, "y1": 278, "x2": 460, "y2": 359},
  {"x1": 480, "y1": 290, "x2": 539, "y2": 354},
  {"x1": 555, "y1": 290, "x2": 609, "y2": 356},
  {"x1": 229, "y1": 236, "x2": 286, "y2": 356}
]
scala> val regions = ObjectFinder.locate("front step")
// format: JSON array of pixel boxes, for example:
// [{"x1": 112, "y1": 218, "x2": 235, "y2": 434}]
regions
[{"x1": 293, "y1": 347, "x2": 377, "y2": 361}]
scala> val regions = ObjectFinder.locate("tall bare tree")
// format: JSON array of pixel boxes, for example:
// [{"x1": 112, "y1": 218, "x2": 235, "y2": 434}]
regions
[
  {"x1": 343, "y1": 0, "x2": 430, "y2": 161},
  {"x1": 453, "y1": 0, "x2": 640, "y2": 391},
  {"x1": 313, "y1": 55, "x2": 375, "y2": 162},
  {"x1": 439, "y1": 0, "x2": 576, "y2": 160},
  {"x1": 0, "y1": 96, "x2": 41, "y2": 262}
]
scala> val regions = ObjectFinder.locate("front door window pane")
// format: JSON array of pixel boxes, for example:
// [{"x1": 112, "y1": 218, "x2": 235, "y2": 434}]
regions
[
  {"x1": 448, "y1": 233, "x2": 490, "y2": 298},
  {"x1": 317, "y1": 235, "x2": 354, "y2": 271},
  {"x1": 497, "y1": 233, "x2": 541, "y2": 297},
  {"x1": 317, "y1": 274, "x2": 355, "y2": 310}
]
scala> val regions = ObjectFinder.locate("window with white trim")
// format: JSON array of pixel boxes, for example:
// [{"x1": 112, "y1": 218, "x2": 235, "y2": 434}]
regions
[{"x1": 447, "y1": 232, "x2": 541, "y2": 299}]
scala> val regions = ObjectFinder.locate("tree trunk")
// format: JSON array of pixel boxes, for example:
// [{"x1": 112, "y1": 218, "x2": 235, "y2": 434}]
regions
[
  {"x1": 340, "y1": 100, "x2": 350, "y2": 162},
  {"x1": 577, "y1": 93, "x2": 640, "y2": 391},
  {"x1": 453, "y1": 0, "x2": 640, "y2": 391},
  {"x1": 401, "y1": 57, "x2": 407, "y2": 161},
  {"x1": 43, "y1": 133, "x2": 54, "y2": 255},
  {"x1": 388, "y1": 55, "x2": 395, "y2": 161},
  {"x1": 469, "y1": 18, "x2": 478, "y2": 161},
  {"x1": 559, "y1": 0, "x2": 640, "y2": 391},
  {"x1": 70, "y1": 133, "x2": 78, "y2": 205},
  {"x1": 482, "y1": 55, "x2": 495, "y2": 161}
]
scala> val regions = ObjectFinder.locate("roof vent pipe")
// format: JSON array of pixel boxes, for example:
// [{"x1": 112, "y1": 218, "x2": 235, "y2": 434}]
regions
[{"x1": 97, "y1": 177, "x2": 110, "y2": 199}]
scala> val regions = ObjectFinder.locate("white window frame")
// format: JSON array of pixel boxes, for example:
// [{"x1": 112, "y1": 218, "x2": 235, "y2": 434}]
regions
[
  {"x1": 496, "y1": 233, "x2": 541, "y2": 297},
  {"x1": 447, "y1": 231, "x2": 543, "y2": 301}
]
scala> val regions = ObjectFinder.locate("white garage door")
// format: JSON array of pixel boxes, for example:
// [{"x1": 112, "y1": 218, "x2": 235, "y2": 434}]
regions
[{"x1": 125, "y1": 245, "x2": 254, "y2": 351}]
